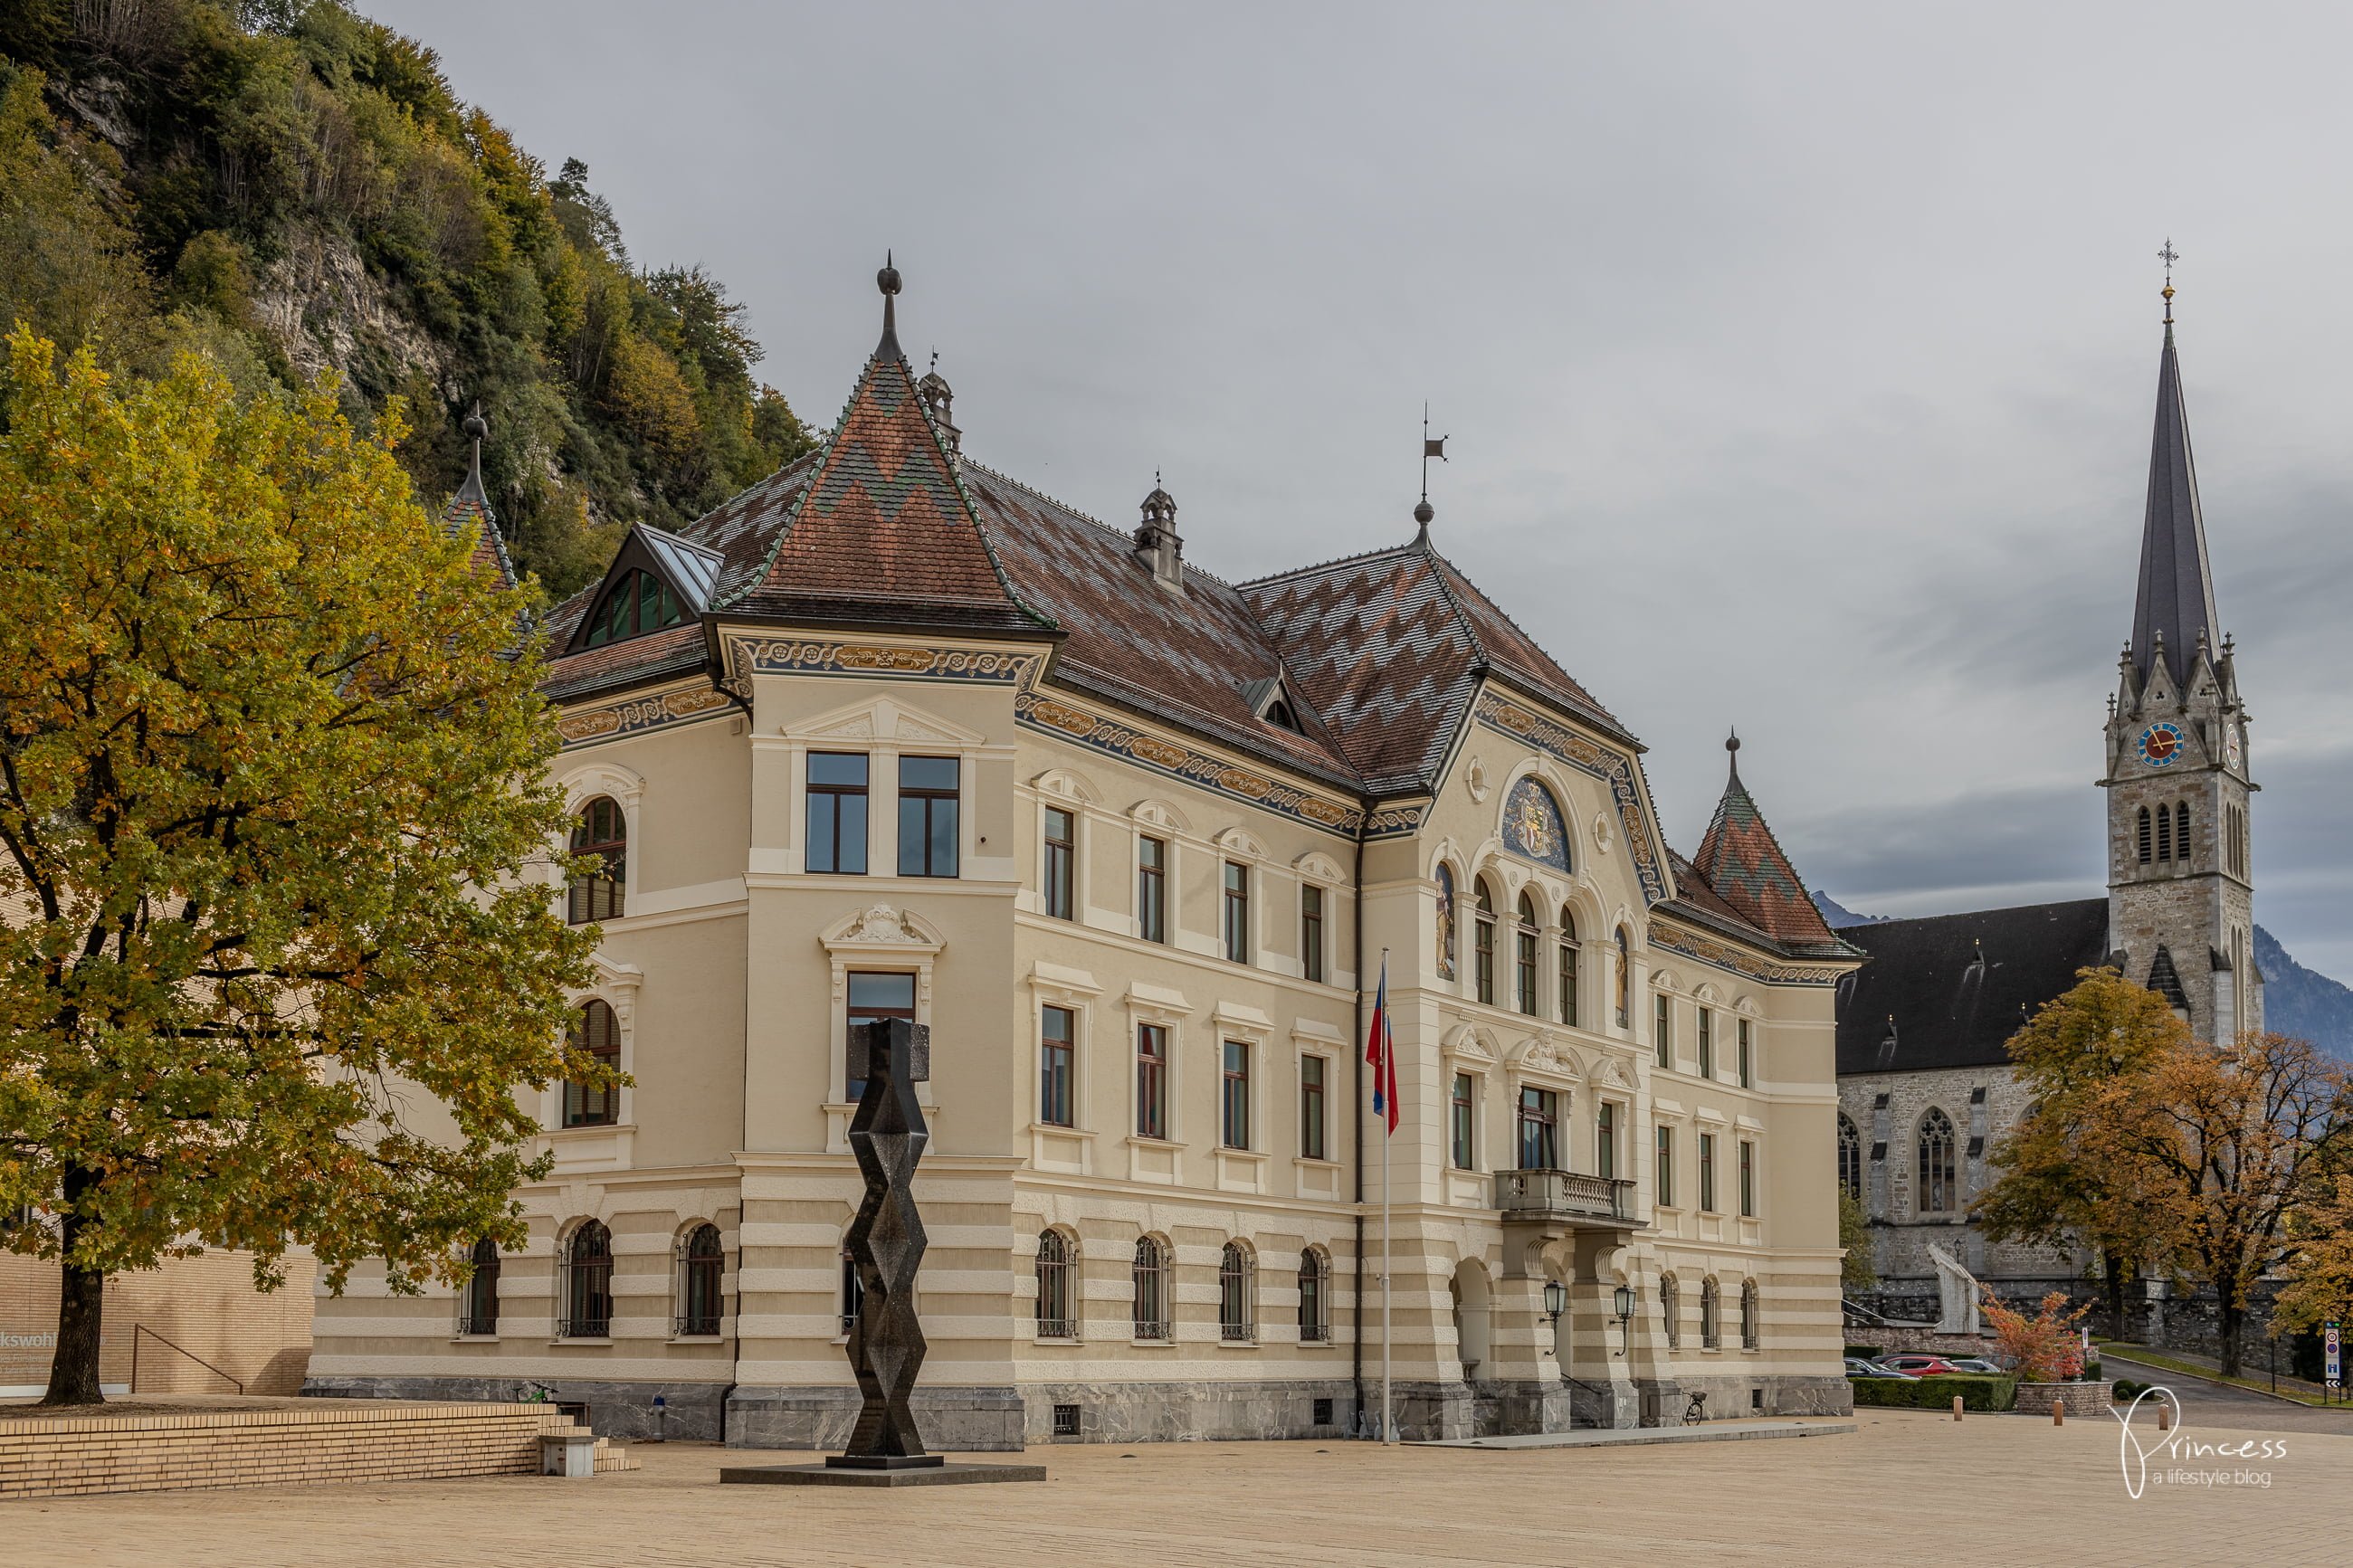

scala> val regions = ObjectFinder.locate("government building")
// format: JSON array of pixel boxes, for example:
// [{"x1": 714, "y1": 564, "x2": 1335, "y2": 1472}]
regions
[
  {"x1": 1834, "y1": 285, "x2": 2262, "y2": 1326},
  {"x1": 306, "y1": 264, "x2": 1862, "y2": 1444}
]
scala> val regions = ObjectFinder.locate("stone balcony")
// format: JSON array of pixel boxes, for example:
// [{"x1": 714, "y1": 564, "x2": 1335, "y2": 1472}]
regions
[{"x1": 1492, "y1": 1169, "x2": 1640, "y2": 1231}]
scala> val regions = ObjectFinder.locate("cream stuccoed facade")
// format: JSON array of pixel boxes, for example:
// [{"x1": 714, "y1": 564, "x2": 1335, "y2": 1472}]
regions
[{"x1": 305, "y1": 271, "x2": 1862, "y2": 1445}]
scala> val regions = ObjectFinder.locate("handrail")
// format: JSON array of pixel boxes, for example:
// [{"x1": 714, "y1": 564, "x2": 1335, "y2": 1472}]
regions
[{"x1": 129, "y1": 1324, "x2": 244, "y2": 1394}]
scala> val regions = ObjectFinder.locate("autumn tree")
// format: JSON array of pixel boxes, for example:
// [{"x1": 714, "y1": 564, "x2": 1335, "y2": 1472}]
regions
[
  {"x1": 2272, "y1": 1170, "x2": 2353, "y2": 1338},
  {"x1": 2095, "y1": 1032, "x2": 2353, "y2": 1376},
  {"x1": 1839, "y1": 1189, "x2": 1877, "y2": 1292},
  {"x1": 1974, "y1": 970, "x2": 2190, "y2": 1335},
  {"x1": 0, "y1": 331, "x2": 600, "y2": 1403}
]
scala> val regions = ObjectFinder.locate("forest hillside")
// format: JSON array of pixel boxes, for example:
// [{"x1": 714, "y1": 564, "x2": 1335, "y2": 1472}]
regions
[{"x1": 0, "y1": 0, "x2": 814, "y2": 597}]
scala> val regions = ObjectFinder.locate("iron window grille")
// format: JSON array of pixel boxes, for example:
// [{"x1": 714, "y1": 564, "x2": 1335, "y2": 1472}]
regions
[
  {"x1": 1298, "y1": 1249, "x2": 1329, "y2": 1342},
  {"x1": 562, "y1": 999, "x2": 620, "y2": 1127},
  {"x1": 897, "y1": 755, "x2": 959, "y2": 877},
  {"x1": 1218, "y1": 1242, "x2": 1254, "y2": 1342},
  {"x1": 1741, "y1": 1282, "x2": 1760, "y2": 1351},
  {"x1": 1131, "y1": 1237, "x2": 1170, "y2": 1340},
  {"x1": 460, "y1": 1238, "x2": 500, "y2": 1336},
  {"x1": 1700, "y1": 1279, "x2": 1721, "y2": 1350},
  {"x1": 559, "y1": 1221, "x2": 613, "y2": 1339},
  {"x1": 806, "y1": 752, "x2": 869, "y2": 874},
  {"x1": 1035, "y1": 1231, "x2": 1076, "y2": 1339},
  {"x1": 567, "y1": 797, "x2": 625, "y2": 923},
  {"x1": 675, "y1": 1223, "x2": 723, "y2": 1336},
  {"x1": 1053, "y1": 1403, "x2": 1082, "y2": 1437}
]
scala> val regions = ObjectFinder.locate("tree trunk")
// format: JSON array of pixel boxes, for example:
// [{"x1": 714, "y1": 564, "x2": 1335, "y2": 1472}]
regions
[
  {"x1": 42, "y1": 1170, "x2": 108, "y2": 1407},
  {"x1": 2216, "y1": 1300, "x2": 2245, "y2": 1380}
]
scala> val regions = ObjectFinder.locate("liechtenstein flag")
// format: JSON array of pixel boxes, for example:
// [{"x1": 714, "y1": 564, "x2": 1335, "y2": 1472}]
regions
[{"x1": 1366, "y1": 956, "x2": 1399, "y2": 1134}]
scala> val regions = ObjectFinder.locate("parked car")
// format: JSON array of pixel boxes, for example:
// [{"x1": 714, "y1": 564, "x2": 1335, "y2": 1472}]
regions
[
  {"x1": 1939, "y1": 1357, "x2": 2005, "y2": 1374},
  {"x1": 1845, "y1": 1356, "x2": 1919, "y2": 1380},
  {"x1": 1878, "y1": 1354, "x2": 1975, "y2": 1377}
]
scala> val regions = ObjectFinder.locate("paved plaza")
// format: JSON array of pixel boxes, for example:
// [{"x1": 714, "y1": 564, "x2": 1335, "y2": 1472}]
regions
[{"x1": 8, "y1": 1405, "x2": 2350, "y2": 1567}]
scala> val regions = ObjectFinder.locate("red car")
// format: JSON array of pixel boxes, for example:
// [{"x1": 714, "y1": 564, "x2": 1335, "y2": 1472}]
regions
[{"x1": 1878, "y1": 1354, "x2": 1975, "y2": 1377}]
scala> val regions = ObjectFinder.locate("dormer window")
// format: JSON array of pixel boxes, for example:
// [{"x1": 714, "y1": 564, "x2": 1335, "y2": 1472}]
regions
[
  {"x1": 583, "y1": 568, "x2": 688, "y2": 648},
  {"x1": 1244, "y1": 676, "x2": 1306, "y2": 735},
  {"x1": 1265, "y1": 695, "x2": 1301, "y2": 733}
]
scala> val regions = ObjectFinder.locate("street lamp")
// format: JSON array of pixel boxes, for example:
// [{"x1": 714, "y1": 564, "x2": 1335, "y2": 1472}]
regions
[
  {"x1": 1613, "y1": 1284, "x2": 1636, "y2": 1357},
  {"x1": 1543, "y1": 1279, "x2": 1568, "y2": 1326}
]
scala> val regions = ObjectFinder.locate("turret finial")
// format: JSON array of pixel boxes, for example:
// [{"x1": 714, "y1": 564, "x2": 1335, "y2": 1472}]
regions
[
  {"x1": 1725, "y1": 727, "x2": 1743, "y2": 785},
  {"x1": 875, "y1": 251, "x2": 903, "y2": 359},
  {"x1": 1415, "y1": 403, "x2": 1446, "y2": 539},
  {"x1": 2158, "y1": 237, "x2": 2178, "y2": 329}
]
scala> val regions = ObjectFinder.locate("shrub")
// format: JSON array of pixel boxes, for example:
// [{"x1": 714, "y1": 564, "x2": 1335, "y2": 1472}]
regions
[
  {"x1": 1980, "y1": 1288, "x2": 2091, "y2": 1382},
  {"x1": 1849, "y1": 1374, "x2": 2018, "y2": 1412},
  {"x1": 2113, "y1": 1379, "x2": 2145, "y2": 1402}
]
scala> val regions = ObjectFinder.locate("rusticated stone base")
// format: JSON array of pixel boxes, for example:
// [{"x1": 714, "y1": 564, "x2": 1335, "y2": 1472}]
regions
[
  {"x1": 2011, "y1": 1381, "x2": 2112, "y2": 1419},
  {"x1": 1019, "y1": 1379, "x2": 1357, "y2": 1443},
  {"x1": 723, "y1": 1385, "x2": 1025, "y2": 1452},
  {"x1": 301, "y1": 1375, "x2": 728, "y2": 1442}
]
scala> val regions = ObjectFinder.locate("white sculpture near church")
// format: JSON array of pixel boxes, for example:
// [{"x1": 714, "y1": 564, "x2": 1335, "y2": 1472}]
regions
[{"x1": 1928, "y1": 1243, "x2": 1981, "y2": 1335}]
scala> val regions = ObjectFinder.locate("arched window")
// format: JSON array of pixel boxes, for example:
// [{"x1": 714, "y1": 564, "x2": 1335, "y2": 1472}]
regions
[
  {"x1": 1740, "y1": 1279, "x2": 1760, "y2": 1350},
  {"x1": 563, "y1": 999, "x2": 620, "y2": 1127},
  {"x1": 676, "y1": 1222, "x2": 723, "y2": 1336},
  {"x1": 1837, "y1": 1113, "x2": 1862, "y2": 1202},
  {"x1": 2176, "y1": 801, "x2": 2191, "y2": 863},
  {"x1": 2137, "y1": 805, "x2": 2152, "y2": 865},
  {"x1": 1660, "y1": 1274, "x2": 1681, "y2": 1349},
  {"x1": 1219, "y1": 1241, "x2": 1255, "y2": 1342},
  {"x1": 1917, "y1": 1108, "x2": 1957, "y2": 1214},
  {"x1": 582, "y1": 567, "x2": 687, "y2": 649},
  {"x1": 1132, "y1": 1236, "x2": 1169, "y2": 1341},
  {"x1": 2157, "y1": 800, "x2": 2173, "y2": 861},
  {"x1": 1514, "y1": 893, "x2": 1541, "y2": 1015},
  {"x1": 1615, "y1": 926, "x2": 1634, "y2": 1028},
  {"x1": 1557, "y1": 911, "x2": 1579, "y2": 1028},
  {"x1": 1298, "y1": 1248, "x2": 1329, "y2": 1342},
  {"x1": 460, "y1": 1237, "x2": 500, "y2": 1336},
  {"x1": 1700, "y1": 1278, "x2": 1721, "y2": 1350},
  {"x1": 1434, "y1": 865, "x2": 1457, "y2": 982},
  {"x1": 1473, "y1": 879, "x2": 1498, "y2": 1006},
  {"x1": 567, "y1": 796, "x2": 626, "y2": 923},
  {"x1": 1035, "y1": 1230, "x2": 1074, "y2": 1338},
  {"x1": 560, "y1": 1221, "x2": 612, "y2": 1339}
]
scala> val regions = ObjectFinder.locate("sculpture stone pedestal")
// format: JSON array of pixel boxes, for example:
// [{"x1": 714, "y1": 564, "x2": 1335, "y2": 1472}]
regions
[{"x1": 721, "y1": 1020, "x2": 1044, "y2": 1488}]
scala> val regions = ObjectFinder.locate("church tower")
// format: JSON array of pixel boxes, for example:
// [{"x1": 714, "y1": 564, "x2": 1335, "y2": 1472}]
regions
[{"x1": 2102, "y1": 264, "x2": 2260, "y2": 1041}]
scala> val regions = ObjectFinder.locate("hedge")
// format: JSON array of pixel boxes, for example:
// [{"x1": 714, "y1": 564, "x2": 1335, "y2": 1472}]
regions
[{"x1": 1850, "y1": 1373, "x2": 2018, "y2": 1412}]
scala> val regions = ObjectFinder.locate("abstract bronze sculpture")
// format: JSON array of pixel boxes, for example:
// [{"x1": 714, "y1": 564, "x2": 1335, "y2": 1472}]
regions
[{"x1": 835, "y1": 1017, "x2": 936, "y2": 1468}]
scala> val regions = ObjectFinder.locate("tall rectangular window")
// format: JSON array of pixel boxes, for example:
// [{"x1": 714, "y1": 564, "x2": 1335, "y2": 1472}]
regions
[
  {"x1": 1450, "y1": 1072, "x2": 1476, "y2": 1171},
  {"x1": 1738, "y1": 1018, "x2": 1754, "y2": 1088},
  {"x1": 1136, "y1": 1024, "x2": 1167, "y2": 1139},
  {"x1": 1043, "y1": 807, "x2": 1075, "y2": 920},
  {"x1": 1137, "y1": 835, "x2": 1167, "y2": 944},
  {"x1": 1300, "y1": 1055, "x2": 1328, "y2": 1161},
  {"x1": 897, "y1": 755, "x2": 959, "y2": 877},
  {"x1": 1656, "y1": 1125, "x2": 1675, "y2": 1208},
  {"x1": 1300, "y1": 885, "x2": 1325, "y2": 984},
  {"x1": 1596, "y1": 1101, "x2": 1616, "y2": 1181},
  {"x1": 1699, "y1": 1132, "x2": 1718, "y2": 1212},
  {"x1": 1739, "y1": 1139, "x2": 1756, "y2": 1218},
  {"x1": 806, "y1": 753, "x2": 869, "y2": 875},
  {"x1": 1221, "y1": 1041, "x2": 1252, "y2": 1148},
  {"x1": 1517, "y1": 1087, "x2": 1559, "y2": 1171},
  {"x1": 845, "y1": 971, "x2": 915, "y2": 1101},
  {"x1": 1653, "y1": 993, "x2": 1672, "y2": 1069},
  {"x1": 1515, "y1": 923, "x2": 1538, "y2": 1015},
  {"x1": 1039, "y1": 1006, "x2": 1075, "y2": 1127},
  {"x1": 1558, "y1": 940, "x2": 1578, "y2": 1028},
  {"x1": 1222, "y1": 861, "x2": 1250, "y2": 964},
  {"x1": 1698, "y1": 1008, "x2": 1714, "y2": 1080}
]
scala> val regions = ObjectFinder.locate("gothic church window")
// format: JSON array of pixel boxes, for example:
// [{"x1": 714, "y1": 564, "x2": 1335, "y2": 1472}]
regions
[
  {"x1": 1837, "y1": 1114, "x2": 1862, "y2": 1202},
  {"x1": 2176, "y1": 801, "x2": 2191, "y2": 862},
  {"x1": 2136, "y1": 806, "x2": 2152, "y2": 865},
  {"x1": 1917, "y1": 1108, "x2": 1957, "y2": 1215}
]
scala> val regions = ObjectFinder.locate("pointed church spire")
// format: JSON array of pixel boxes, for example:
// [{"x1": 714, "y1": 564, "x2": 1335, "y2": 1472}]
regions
[
  {"x1": 2129, "y1": 242, "x2": 2220, "y2": 690},
  {"x1": 454, "y1": 401, "x2": 490, "y2": 508}
]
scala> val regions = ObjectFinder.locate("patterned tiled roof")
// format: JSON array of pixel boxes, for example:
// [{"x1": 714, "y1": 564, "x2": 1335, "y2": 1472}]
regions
[
  {"x1": 721, "y1": 337, "x2": 1053, "y2": 636},
  {"x1": 1687, "y1": 750, "x2": 1841, "y2": 949},
  {"x1": 441, "y1": 458, "x2": 517, "y2": 590},
  {"x1": 541, "y1": 622, "x2": 706, "y2": 702}
]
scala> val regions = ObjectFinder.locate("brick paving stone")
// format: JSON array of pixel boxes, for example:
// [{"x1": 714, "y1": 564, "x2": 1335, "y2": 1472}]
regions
[{"x1": 6, "y1": 1410, "x2": 2349, "y2": 1567}]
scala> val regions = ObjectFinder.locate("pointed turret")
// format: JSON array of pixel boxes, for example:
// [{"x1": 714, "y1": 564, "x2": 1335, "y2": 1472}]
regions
[
  {"x1": 1688, "y1": 732, "x2": 1841, "y2": 947},
  {"x1": 722, "y1": 261, "x2": 1054, "y2": 634},
  {"x1": 2129, "y1": 281, "x2": 2220, "y2": 691},
  {"x1": 443, "y1": 401, "x2": 516, "y2": 588}
]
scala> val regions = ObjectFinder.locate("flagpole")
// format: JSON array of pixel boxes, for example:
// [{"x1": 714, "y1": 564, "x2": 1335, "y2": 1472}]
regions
[{"x1": 1381, "y1": 946, "x2": 1394, "y2": 1446}]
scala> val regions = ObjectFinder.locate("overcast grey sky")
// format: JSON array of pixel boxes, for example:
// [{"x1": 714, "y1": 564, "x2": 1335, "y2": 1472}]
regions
[{"x1": 368, "y1": 1, "x2": 2353, "y2": 977}]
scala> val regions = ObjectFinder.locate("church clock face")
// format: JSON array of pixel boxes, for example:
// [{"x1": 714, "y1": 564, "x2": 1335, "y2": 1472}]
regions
[
  {"x1": 2225, "y1": 723, "x2": 2243, "y2": 772},
  {"x1": 2138, "y1": 721, "x2": 2186, "y2": 767}
]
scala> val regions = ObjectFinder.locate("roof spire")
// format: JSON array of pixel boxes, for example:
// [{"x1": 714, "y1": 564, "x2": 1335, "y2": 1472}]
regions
[
  {"x1": 875, "y1": 251, "x2": 903, "y2": 362},
  {"x1": 1725, "y1": 727, "x2": 1742, "y2": 785},
  {"x1": 1414, "y1": 404, "x2": 1445, "y2": 539},
  {"x1": 454, "y1": 400, "x2": 491, "y2": 515},
  {"x1": 2129, "y1": 242, "x2": 2219, "y2": 691}
]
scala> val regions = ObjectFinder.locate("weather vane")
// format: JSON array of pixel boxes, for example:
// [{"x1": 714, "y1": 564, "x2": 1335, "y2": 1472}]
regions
[
  {"x1": 2158, "y1": 239, "x2": 2179, "y2": 325},
  {"x1": 1415, "y1": 404, "x2": 1447, "y2": 531}
]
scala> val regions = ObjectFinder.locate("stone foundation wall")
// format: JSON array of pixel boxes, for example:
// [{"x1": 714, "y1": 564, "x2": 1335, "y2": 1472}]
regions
[
  {"x1": 303, "y1": 1374, "x2": 730, "y2": 1443},
  {"x1": 1018, "y1": 1379, "x2": 1356, "y2": 1443},
  {"x1": 2012, "y1": 1381, "x2": 2113, "y2": 1419}
]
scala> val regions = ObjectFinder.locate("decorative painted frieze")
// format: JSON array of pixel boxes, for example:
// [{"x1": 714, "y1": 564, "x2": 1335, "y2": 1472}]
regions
[
  {"x1": 726, "y1": 636, "x2": 1040, "y2": 685},
  {"x1": 1651, "y1": 919, "x2": 1844, "y2": 987},
  {"x1": 1474, "y1": 694, "x2": 1668, "y2": 905},
  {"x1": 557, "y1": 684, "x2": 733, "y2": 746}
]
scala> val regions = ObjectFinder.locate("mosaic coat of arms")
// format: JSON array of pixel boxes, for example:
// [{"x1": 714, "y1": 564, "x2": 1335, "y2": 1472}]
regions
[{"x1": 1501, "y1": 777, "x2": 1570, "y2": 872}]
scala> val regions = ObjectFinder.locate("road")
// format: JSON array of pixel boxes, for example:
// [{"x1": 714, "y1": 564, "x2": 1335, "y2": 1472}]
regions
[{"x1": 2102, "y1": 1349, "x2": 2353, "y2": 1436}]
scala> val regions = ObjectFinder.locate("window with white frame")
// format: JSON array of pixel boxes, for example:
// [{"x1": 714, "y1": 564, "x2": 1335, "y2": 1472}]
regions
[
  {"x1": 1221, "y1": 1040, "x2": 1252, "y2": 1149},
  {"x1": 1039, "y1": 1005, "x2": 1076, "y2": 1127},
  {"x1": 1135, "y1": 1022, "x2": 1168, "y2": 1139},
  {"x1": 1299, "y1": 1053, "x2": 1329, "y2": 1161}
]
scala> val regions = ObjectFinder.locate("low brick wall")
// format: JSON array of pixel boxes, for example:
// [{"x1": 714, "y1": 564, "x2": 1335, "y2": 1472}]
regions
[
  {"x1": 2010, "y1": 1382, "x2": 2112, "y2": 1419},
  {"x1": 0, "y1": 1398, "x2": 605, "y2": 1500}
]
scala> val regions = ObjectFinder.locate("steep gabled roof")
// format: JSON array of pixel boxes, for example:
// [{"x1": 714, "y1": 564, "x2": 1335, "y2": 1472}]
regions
[
  {"x1": 2130, "y1": 315, "x2": 2221, "y2": 689},
  {"x1": 1687, "y1": 737, "x2": 1840, "y2": 949},
  {"x1": 718, "y1": 279, "x2": 1053, "y2": 638},
  {"x1": 1834, "y1": 898, "x2": 2114, "y2": 1074},
  {"x1": 442, "y1": 415, "x2": 517, "y2": 590}
]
